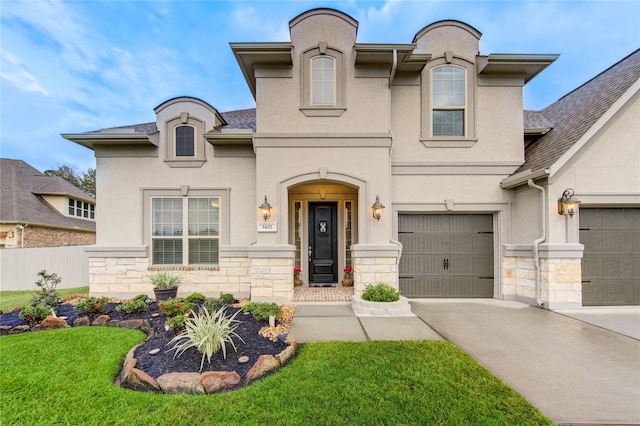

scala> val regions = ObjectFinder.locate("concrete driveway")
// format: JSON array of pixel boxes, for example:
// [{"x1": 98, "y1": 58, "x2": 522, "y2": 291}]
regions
[{"x1": 410, "y1": 300, "x2": 640, "y2": 425}]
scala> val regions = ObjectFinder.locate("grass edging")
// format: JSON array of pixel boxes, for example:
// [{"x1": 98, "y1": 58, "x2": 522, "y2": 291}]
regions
[{"x1": 1, "y1": 327, "x2": 552, "y2": 425}]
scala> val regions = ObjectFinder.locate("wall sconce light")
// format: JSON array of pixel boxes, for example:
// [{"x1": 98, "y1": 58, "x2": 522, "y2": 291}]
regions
[
  {"x1": 6, "y1": 230, "x2": 15, "y2": 238},
  {"x1": 558, "y1": 188, "x2": 581, "y2": 217},
  {"x1": 372, "y1": 195, "x2": 385, "y2": 221},
  {"x1": 259, "y1": 196, "x2": 272, "y2": 221}
]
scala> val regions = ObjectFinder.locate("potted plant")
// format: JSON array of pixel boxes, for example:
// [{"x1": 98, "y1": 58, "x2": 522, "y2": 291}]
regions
[
  {"x1": 149, "y1": 271, "x2": 182, "y2": 301},
  {"x1": 341, "y1": 266, "x2": 354, "y2": 287},
  {"x1": 293, "y1": 267, "x2": 303, "y2": 287}
]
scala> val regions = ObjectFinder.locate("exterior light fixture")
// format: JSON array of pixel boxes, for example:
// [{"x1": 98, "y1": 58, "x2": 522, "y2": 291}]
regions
[
  {"x1": 558, "y1": 188, "x2": 581, "y2": 217},
  {"x1": 372, "y1": 195, "x2": 385, "y2": 221},
  {"x1": 5, "y1": 230, "x2": 14, "y2": 238},
  {"x1": 259, "y1": 196, "x2": 272, "y2": 221}
]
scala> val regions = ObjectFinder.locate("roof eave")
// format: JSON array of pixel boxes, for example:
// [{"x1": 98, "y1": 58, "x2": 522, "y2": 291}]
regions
[
  {"x1": 61, "y1": 133, "x2": 156, "y2": 150},
  {"x1": 204, "y1": 131, "x2": 254, "y2": 147},
  {"x1": 524, "y1": 127, "x2": 552, "y2": 136},
  {"x1": 478, "y1": 54, "x2": 560, "y2": 84},
  {"x1": 500, "y1": 168, "x2": 550, "y2": 189},
  {"x1": 354, "y1": 43, "x2": 431, "y2": 73},
  {"x1": 230, "y1": 42, "x2": 294, "y2": 99}
]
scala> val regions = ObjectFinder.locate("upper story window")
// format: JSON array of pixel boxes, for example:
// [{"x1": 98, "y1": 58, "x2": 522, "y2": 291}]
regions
[
  {"x1": 432, "y1": 66, "x2": 465, "y2": 137},
  {"x1": 68, "y1": 198, "x2": 95, "y2": 220},
  {"x1": 311, "y1": 56, "x2": 335, "y2": 105},
  {"x1": 421, "y1": 57, "x2": 476, "y2": 147},
  {"x1": 301, "y1": 43, "x2": 345, "y2": 116},
  {"x1": 175, "y1": 125, "x2": 195, "y2": 157},
  {"x1": 164, "y1": 114, "x2": 206, "y2": 167}
]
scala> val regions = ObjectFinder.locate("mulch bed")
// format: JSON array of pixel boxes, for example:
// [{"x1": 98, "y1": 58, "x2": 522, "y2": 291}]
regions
[{"x1": 0, "y1": 301, "x2": 289, "y2": 386}]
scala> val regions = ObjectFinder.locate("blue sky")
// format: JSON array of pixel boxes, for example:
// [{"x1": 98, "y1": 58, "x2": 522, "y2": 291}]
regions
[{"x1": 1, "y1": 0, "x2": 639, "y2": 173}]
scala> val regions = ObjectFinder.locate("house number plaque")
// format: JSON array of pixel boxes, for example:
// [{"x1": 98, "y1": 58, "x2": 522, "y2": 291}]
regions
[{"x1": 258, "y1": 222, "x2": 277, "y2": 232}]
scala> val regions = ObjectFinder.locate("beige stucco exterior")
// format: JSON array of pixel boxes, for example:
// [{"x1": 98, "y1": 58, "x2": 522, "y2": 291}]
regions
[{"x1": 62, "y1": 9, "x2": 638, "y2": 307}]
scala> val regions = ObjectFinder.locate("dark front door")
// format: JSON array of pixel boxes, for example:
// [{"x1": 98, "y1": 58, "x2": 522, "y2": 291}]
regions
[{"x1": 309, "y1": 202, "x2": 338, "y2": 285}]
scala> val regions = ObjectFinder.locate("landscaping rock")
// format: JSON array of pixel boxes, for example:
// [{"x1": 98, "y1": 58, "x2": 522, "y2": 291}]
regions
[
  {"x1": 238, "y1": 356, "x2": 250, "y2": 364},
  {"x1": 1, "y1": 326, "x2": 12, "y2": 336},
  {"x1": 157, "y1": 372, "x2": 204, "y2": 394},
  {"x1": 119, "y1": 319, "x2": 151, "y2": 334},
  {"x1": 125, "y1": 368, "x2": 161, "y2": 392},
  {"x1": 244, "y1": 355, "x2": 280, "y2": 384},
  {"x1": 73, "y1": 316, "x2": 91, "y2": 327},
  {"x1": 39, "y1": 316, "x2": 70, "y2": 331},
  {"x1": 107, "y1": 320, "x2": 120, "y2": 327},
  {"x1": 200, "y1": 371, "x2": 241, "y2": 393},
  {"x1": 275, "y1": 340, "x2": 297, "y2": 366},
  {"x1": 10, "y1": 325, "x2": 30, "y2": 334},
  {"x1": 148, "y1": 348, "x2": 160, "y2": 355},
  {"x1": 92, "y1": 315, "x2": 110, "y2": 326}
]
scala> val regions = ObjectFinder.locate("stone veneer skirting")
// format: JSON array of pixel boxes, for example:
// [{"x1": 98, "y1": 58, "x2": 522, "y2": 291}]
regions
[{"x1": 503, "y1": 243, "x2": 584, "y2": 310}]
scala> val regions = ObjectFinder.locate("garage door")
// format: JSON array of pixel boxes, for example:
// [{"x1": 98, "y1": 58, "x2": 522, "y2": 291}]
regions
[
  {"x1": 580, "y1": 208, "x2": 640, "y2": 306},
  {"x1": 398, "y1": 214, "x2": 494, "y2": 298}
]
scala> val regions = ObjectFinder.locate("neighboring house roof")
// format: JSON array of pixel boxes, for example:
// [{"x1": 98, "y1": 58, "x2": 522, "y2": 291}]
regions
[
  {"x1": 520, "y1": 48, "x2": 640, "y2": 173},
  {"x1": 0, "y1": 159, "x2": 96, "y2": 232}
]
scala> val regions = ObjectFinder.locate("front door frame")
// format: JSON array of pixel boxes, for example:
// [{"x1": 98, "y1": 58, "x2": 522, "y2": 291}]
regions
[{"x1": 308, "y1": 202, "x2": 338, "y2": 285}]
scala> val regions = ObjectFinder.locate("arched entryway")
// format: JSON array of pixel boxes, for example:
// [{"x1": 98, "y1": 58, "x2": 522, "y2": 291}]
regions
[{"x1": 288, "y1": 181, "x2": 358, "y2": 287}]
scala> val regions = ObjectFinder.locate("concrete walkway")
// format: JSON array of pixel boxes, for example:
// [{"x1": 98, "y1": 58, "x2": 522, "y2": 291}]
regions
[
  {"x1": 410, "y1": 300, "x2": 640, "y2": 425},
  {"x1": 287, "y1": 303, "x2": 442, "y2": 342},
  {"x1": 288, "y1": 300, "x2": 640, "y2": 425}
]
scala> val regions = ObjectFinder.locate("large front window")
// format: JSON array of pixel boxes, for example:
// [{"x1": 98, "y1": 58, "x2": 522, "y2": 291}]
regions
[
  {"x1": 151, "y1": 197, "x2": 219, "y2": 265},
  {"x1": 432, "y1": 66, "x2": 465, "y2": 136}
]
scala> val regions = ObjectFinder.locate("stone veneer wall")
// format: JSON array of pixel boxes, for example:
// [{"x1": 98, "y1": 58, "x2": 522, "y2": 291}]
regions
[
  {"x1": 249, "y1": 257, "x2": 294, "y2": 302},
  {"x1": 502, "y1": 244, "x2": 584, "y2": 310},
  {"x1": 87, "y1": 250, "x2": 251, "y2": 299},
  {"x1": 351, "y1": 244, "x2": 401, "y2": 294}
]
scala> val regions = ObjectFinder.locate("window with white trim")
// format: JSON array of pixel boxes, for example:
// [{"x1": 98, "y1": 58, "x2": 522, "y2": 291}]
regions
[
  {"x1": 151, "y1": 197, "x2": 220, "y2": 265},
  {"x1": 311, "y1": 56, "x2": 335, "y2": 106},
  {"x1": 68, "y1": 198, "x2": 95, "y2": 220},
  {"x1": 175, "y1": 125, "x2": 195, "y2": 157},
  {"x1": 432, "y1": 66, "x2": 465, "y2": 136}
]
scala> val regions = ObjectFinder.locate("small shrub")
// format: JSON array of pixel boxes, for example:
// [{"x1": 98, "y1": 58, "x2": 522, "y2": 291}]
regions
[
  {"x1": 165, "y1": 314, "x2": 188, "y2": 332},
  {"x1": 159, "y1": 298, "x2": 194, "y2": 317},
  {"x1": 185, "y1": 293, "x2": 206, "y2": 303},
  {"x1": 242, "y1": 302, "x2": 282, "y2": 322},
  {"x1": 116, "y1": 298, "x2": 147, "y2": 314},
  {"x1": 218, "y1": 293, "x2": 237, "y2": 305},
  {"x1": 133, "y1": 294, "x2": 149, "y2": 303},
  {"x1": 361, "y1": 283, "x2": 401, "y2": 302},
  {"x1": 19, "y1": 302, "x2": 52, "y2": 324},
  {"x1": 19, "y1": 270, "x2": 65, "y2": 324},
  {"x1": 74, "y1": 296, "x2": 110, "y2": 314},
  {"x1": 167, "y1": 306, "x2": 245, "y2": 371},
  {"x1": 148, "y1": 271, "x2": 182, "y2": 289},
  {"x1": 203, "y1": 298, "x2": 222, "y2": 312}
]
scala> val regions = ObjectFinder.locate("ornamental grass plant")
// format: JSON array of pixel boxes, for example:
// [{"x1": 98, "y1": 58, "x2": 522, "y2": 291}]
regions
[{"x1": 167, "y1": 305, "x2": 245, "y2": 371}]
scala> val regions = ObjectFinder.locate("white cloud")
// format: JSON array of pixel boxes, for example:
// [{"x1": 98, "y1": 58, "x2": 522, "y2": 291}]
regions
[{"x1": 0, "y1": 51, "x2": 49, "y2": 96}]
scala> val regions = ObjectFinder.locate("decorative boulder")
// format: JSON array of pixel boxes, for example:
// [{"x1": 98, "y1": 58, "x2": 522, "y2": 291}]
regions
[
  {"x1": 157, "y1": 372, "x2": 205, "y2": 394},
  {"x1": 200, "y1": 371, "x2": 241, "y2": 393},
  {"x1": 244, "y1": 355, "x2": 280, "y2": 384},
  {"x1": 39, "y1": 316, "x2": 70, "y2": 330}
]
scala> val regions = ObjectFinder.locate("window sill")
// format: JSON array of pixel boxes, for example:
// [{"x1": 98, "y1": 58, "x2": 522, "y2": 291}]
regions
[
  {"x1": 421, "y1": 138, "x2": 477, "y2": 148},
  {"x1": 301, "y1": 107, "x2": 346, "y2": 117},
  {"x1": 164, "y1": 159, "x2": 206, "y2": 168},
  {"x1": 148, "y1": 265, "x2": 220, "y2": 271}
]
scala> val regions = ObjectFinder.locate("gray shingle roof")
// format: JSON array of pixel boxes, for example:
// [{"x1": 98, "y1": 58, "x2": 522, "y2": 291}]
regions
[
  {"x1": 520, "y1": 49, "x2": 640, "y2": 173},
  {"x1": 0, "y1": 159, "x2": 96, "y2": 231},
  {"x1": 219, "y1": 108, "x2": 256, "y2": 131},
  {"x1": 523, "y1": 110, "x2": 553, "y2": 130}
]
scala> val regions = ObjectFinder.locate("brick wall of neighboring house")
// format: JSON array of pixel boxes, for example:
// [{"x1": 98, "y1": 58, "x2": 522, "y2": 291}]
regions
[{"x1": 19, "y1": 226, "x2": 95, "y2": 248}]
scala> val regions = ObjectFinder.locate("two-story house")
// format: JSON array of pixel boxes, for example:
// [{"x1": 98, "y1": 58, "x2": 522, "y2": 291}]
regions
[{"x1": 63, "y1": 9, "x2": 639, "y2": 307}]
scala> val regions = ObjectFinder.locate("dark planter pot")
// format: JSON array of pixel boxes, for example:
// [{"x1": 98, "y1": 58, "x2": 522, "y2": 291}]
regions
[{"x1": 154, "y1": 287, "x2": 178, "y2": 302}]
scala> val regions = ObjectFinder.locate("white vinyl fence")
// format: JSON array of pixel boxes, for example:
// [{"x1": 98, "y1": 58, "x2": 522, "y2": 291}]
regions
[{"x1": 0, "y1": 246, "x2": 89, "y2": 291}]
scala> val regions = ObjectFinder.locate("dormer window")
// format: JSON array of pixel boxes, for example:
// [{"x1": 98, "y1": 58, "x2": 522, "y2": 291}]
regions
[
  {"x1": 175, "y1": 125, "x2": 195, "y2": 156},
  {"x1": 311, "y1": 56, "x2": 335, "y2": 105},
  {"x1": 68, "y1": 198, "x2": 95, "y2": 220},
  {"x1": 432, "y1": 66, "x2": 465, "y2": 136}
]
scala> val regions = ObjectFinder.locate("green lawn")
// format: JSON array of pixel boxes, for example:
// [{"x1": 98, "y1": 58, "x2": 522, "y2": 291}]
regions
[
  {"x1": 0, "y1": 286, "x2": 89, "y2": 312},
  {"x1": 0, "y1": 327, "x2": 552, "y2": 425}
]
